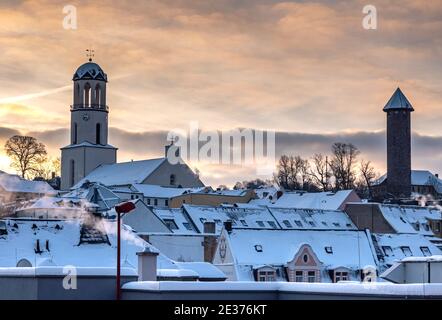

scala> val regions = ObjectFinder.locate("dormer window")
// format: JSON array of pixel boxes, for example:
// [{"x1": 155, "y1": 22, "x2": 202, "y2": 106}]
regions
[
  {"x1": 401, "y1": 246, "x2": 412, "y2": 257},
  {"x1": 325, "y1": 246, "x2": 333, "y2": 254},
  {"x1": 254, "y1": 245, "x2": 263, "y2": 252}
]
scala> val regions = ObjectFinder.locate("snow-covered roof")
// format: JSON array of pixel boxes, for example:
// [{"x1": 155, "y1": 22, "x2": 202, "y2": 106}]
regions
[
  {"x1": 64, "y1": 182, "x2": 121, "y2": 211},
  {"x1": 73, "y1": 62, "x2": 107, "y2": 82},
  {"x1": 378, "y1": 204, "x2": 441, "y2": 236},
  {"x1": 132, "y1": 184, "x2": 204, "y2": 198},
  {"x1": 267, "y1": 190, "x2": 359, "y2": 210},
  {"x1": 153, "y1": 207, "x2": 198, "y2": 234},
  {"x1": 73, "y1": 158, "x2": 166, "y2": 188},
  {"x1": 383, "y1": 87, "x2": 414, "y2": 111},
  {"x1": 0, "y1": 173, "x2": 55, "y2": 195},
  {"x1": 15, "y1": 196, "x2": 94, "y2": 213},
  {"x1": 183, "y1": 204, "x2": 279, "y2": 233},
  {"x1": 267, "y1": 207, "x2": 356, "y2": 230},
  {"x1": 373, "y1": 233, "x2": 442, "y2": 268},
  {"x1": 224, "y1": 229, "x2": 377, "y2": 270},
  {"x1": 0, "y1": 218, "x2": 223, "y2": 279},
  {"x1": 374, "y1": 170, "x2": 442, "y2": 194}
]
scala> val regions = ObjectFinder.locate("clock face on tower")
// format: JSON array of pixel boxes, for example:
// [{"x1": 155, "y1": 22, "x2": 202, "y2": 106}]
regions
[{"x1": 82, "y1": 113, "x2": 89, "y2": 121}]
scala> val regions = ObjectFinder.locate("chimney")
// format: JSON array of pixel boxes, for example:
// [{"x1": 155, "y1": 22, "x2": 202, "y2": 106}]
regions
[
  {"x1": 224, "y1": 220, "x2": 232, "y2": 233},
  {"x1": 136, "y1": 247, "x2": 159, "y2": 281},
  {"x1": 203, "y1": 222, "x2": 217, "y2": 262}
]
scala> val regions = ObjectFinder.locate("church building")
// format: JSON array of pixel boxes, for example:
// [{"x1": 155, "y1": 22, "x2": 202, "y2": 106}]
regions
[
  {"x1": 61, "y1": 58, "x2": 203, "y2": 191},
  {"x1": 60, "y1": 59, "x2": 117, "y2": 190}
]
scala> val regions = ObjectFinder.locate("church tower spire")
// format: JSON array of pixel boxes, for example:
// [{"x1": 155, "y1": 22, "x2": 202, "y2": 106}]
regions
[{"x1": 60, "y1": 56, "x2": 117, "y2": 190}]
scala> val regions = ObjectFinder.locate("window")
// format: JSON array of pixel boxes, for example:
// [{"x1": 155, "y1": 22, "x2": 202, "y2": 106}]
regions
[
  {"x1": 165, "y1": 199, "x2": 169, "y2": 206},
  {"x1": 303, "y1": 254, "x2": 309, "y2": 263},
  {"x1": 346, "y1": 223, "x2": 352, "y2": 228},
  {"x1": 267, "y1": 221, "x2": 277, "y2": 229},
  {"x1": 95, "y1": 84, "x2": 101, "y2": 106},
  {"x1": 154, "y1": 199, "x2": 158, "y2": 206},
  {"x1": 295, "y1": 271, "x2": 303, "y2": 282},
  {"x1": 73, "y1": 123, "x2": 78, "y2": 144},
  {"x1": 70, "y1": 159, "x2": 75, "y2": 187},
  {"x1": 294, "y1": 220, "x2": 303, "y2": 227},
  {"x1": 401, "y1": 246, "x2": 412, "y2": 257},
  {"x1": 163, "y1": 219, "x2": 178, "y2": 230},
  {"x1": 420, "y1": 246, "x2": 431, "y2": 256},
  {"x1": 325, "y1": 246, "x2": 333, "y2": 254},
  {"x1": 84, "y1": 82, "x2": 91, "y2": 106},
  {"x1": 333, "y1": 222, "x2": 340, "y2": 228},
  {"x1": 307, "y1": 271, "x2": 316, "y2": 283},
  {"x1": 257, "y1": 270, "x2": 276, "y2": 282},
  {"x1": 240, "y1": 219, "x2": 248, "y2": 227},
  {"x1": 308, "y1": 221, "x2": 316, "y2": 227},
  {"x1": 321, "y1": 221, "x2": 328, "y2": 226},
  {"x1": 382, "y1": 246, "x2": 393, "y2": 256},
  {"x1": 334, "y1": 271, "x2": 348, "y2": 283},
  {"x1": 146, "y1": 199, "x2": 151, "y2": 205},
  {"x1": 182, "y1": 222, "x2": 193, "y2": 231},
  {"x1": 96, "y1": 123, "x2": 101, "y2": 144},
  {"x1": 254, "y1": 245, "x2": 263, "y2": 252},
  {"x1": 170, "y1": 174, "x2": 176, "y2": 186},
  {"x1": 282, "y1": 220, "x2": 292, "y2": 228},
  {"x1": 256, "y1": 221, "x2": 265, "y2": 227},
  {"x1": 423, "y1": 224, "x2": 430, "y2": 231}
]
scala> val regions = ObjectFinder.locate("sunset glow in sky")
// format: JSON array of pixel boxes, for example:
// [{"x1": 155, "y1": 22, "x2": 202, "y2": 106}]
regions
[{"x1": 0, "y1": 0, "x2": 441, "y2": 186}]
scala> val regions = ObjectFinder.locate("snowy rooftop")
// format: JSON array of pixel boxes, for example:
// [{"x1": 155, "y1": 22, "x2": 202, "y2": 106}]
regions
[
  {"x1": 73, "y1": 62, "x2": 107, "y2": 81},
  {"x1": 378, "y1": 204, "x2": 441, "y2": 235},
  {"x1": 374, "y1": 170, "x2": 442, "y2": 194},
  {"x1": 132, "y1": 184, "x2": 204, "y2": 198},
  {"x1": 223, "y1": 229, "x2": 377, "y2": 270},
  {"x1": 264, "y1": 190, "x2": 359, "y2": 210},
  {"x1": 373, "y1": 233, "x2": 442, "y2": 268},
  {"x1": 0, "y1": 218, "x2": 224, "y2": 279},
  {"x1": 73, "y1": 158, "x2": 166, "y2": 188},
  {"x1": 153, "y1": 207, "x2": 199, "y2": 234},
  {"x1": 0, "y1": 173, "x2": 55, "y2": 195},
  {"x1": 183, "y1": 204, "x2": 279, "y2": 233},
  {"x1": 267, "y1": 207, "x2": 356, "y2": 230}
]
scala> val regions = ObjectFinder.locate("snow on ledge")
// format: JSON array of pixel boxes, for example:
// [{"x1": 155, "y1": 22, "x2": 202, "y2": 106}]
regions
[
  {"x1": 0, "y1": 267, "x2": 137, "y2": 277},
  {"x1": 401, "y1": 255, "x2": 442, "y2": 263},
  {"x1": 122, "y1": 281, "x2": 442, "y2": 296}
]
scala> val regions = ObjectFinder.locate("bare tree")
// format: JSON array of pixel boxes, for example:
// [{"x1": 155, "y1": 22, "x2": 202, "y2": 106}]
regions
[
  {"x1": 275, "y1": 155, "x2": 311, "y2": 191},
  {"x1": 310, "y1": 153, "x2": 331, "y2": 191},
  {"x1": 359, "y1": 159, "x2": 377, "y2": 198},
  {"x1": 4, "y1": 135, "x2": 47, "y2": 179},
  {"x1": 330, "y1": 142, "x2": 360, "y2": 190}
]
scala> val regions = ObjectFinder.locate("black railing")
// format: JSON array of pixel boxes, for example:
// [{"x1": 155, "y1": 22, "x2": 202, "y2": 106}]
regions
[{"x1": 70, "y1": 104, "x2": 109, "y2": 111}]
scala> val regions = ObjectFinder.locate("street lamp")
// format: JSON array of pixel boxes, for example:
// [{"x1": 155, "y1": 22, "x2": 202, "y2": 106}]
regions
[{"x1": 114, "y1": 201, "x2": 136, "y2": 300}]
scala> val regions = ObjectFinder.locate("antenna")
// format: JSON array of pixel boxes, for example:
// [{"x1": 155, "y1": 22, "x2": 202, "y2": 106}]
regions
[{"x1": 86, "y1": 49, "x2": 95, "y2": 62}]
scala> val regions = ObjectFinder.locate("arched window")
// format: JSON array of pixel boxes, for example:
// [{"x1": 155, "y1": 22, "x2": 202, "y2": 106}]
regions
[
  {"x1": 84, "y1": 83, "x2": 91, "y2": 107},
  {"x1": 70, "y1": 160, "x2": 75, "y2": 187},
  {"x1": 73, "y1": 122, "x2": 78, "y2": 144},
  {"x1": 170, "y1": 174, "x2": 176, "y2": 186},
  {"x1": 96, "y1": 123, "x2": 101, "y2": 144},
  {"x1": 95, "y1": 84, "x2": 101, "y2": 107},
  {"x1": 76, "y1": 84, "x2": 80, "y2": 106}
]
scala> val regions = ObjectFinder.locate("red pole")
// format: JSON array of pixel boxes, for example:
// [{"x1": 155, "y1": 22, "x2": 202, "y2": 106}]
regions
[
  {"x1": 116, "y1": 210, "x2": 121, "y2": 300},
  {"x1": 114, "y1": 201, "x2": 135, "y2": 301}
]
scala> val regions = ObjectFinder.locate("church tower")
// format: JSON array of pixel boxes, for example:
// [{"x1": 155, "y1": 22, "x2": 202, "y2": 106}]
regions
[
  {"x1": 383, "y1": 87, "x2": 414, "y2": 198},
  {"x1": 60, "y1": 58, "x2": 117, "y2": 190}
]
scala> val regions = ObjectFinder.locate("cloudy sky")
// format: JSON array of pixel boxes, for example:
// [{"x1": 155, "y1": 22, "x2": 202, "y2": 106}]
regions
[{"x1": 0, "y1": 0, "x2": 441, "y2": 186}]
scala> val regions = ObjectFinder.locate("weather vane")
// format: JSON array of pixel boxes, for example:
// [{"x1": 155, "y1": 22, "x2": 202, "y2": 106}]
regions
[{"x1": 86, "y1": 49, "x2": 95, "y2": 62}]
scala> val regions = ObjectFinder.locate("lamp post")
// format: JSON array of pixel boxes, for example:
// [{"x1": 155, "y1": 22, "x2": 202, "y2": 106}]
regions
[{"x1": 114, "y1": 201, "x2": 136, "y2": 300}]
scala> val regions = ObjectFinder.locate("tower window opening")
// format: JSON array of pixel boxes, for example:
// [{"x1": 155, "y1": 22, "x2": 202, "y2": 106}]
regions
[
  {"x1": 84, "y1": 83, "x2": 91, "y2": 107},
  {"x1": 70, "y1": 160, "x2": 75, "y2": 187},
  {"x1": 95, "y1": 84, "x2": 101, "y2": 107},
  {"x1": 73, "y1": 122, "x2": 78, "y2": 144},
  {"x1": 170, "y1": 174, "x2": 176, "y2": 185},
  {"x1": 96, "y1": 123, "x2": 101, "y2": 145}
]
